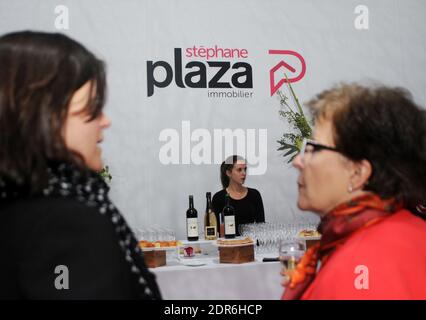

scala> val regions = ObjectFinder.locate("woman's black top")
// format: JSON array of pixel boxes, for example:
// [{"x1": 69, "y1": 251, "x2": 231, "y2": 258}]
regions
[
  {"x1": 0, "y1": 162, "x2": 161, "y2": 300},
  {"x1": 212, "y1": 188, "x2": 265, "y2": 235}
]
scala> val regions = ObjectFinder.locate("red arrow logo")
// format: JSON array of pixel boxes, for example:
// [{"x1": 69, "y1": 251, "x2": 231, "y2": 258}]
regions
[{"x1": 269, "y1": 50, "x2": 306, "y2": 96}]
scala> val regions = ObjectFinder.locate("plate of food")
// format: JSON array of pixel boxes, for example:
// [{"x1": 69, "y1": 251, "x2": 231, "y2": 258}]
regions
[
  {"x1": 297, "y1": 230, "x2": 321, "y2": 240},
  {"x1": 141, "y1": 246, "x2": 178, "y2": 252},
  {"x1": 139, "y1": 240, "x2": 181, "y2": 251},
  {"x1": 214, "y1": 237, "x2": 254, "y2": 247}
]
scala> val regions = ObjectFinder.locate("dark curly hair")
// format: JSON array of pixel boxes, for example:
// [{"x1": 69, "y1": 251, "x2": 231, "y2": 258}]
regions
[
  {"x1": 307, "y1": 84, "x2": 426, "y2": 210},
  {"x1": 0, "y1": 31, "x2": 106, "y2": 193}
]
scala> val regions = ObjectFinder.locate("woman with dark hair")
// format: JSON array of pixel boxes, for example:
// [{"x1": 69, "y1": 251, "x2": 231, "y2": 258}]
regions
[
  {"x1": 212, "y1": 155, "x2": 265, "y2": 235},
  {"x1": 282, "y1": 84, "x2": 426, "y2": 299},
  {"x1": 0, "y1": 31, "x2": 161, "y2": 299}
]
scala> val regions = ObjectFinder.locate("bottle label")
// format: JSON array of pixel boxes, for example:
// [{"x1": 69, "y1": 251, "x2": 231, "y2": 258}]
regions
[
  {"x1": 224, "y1": 215, "x2": 236, "y2": 235},
  {"x1": 205, "y1": 226, "x2": 217, "y2": 240},
  {"x1": 187, "y1": 218, "x2": 199, "y2": 237}
]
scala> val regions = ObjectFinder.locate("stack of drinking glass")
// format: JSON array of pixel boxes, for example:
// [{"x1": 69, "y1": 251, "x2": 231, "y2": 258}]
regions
[{"x1": 239, "y1": 220, "x2": 318, "y2": 255}]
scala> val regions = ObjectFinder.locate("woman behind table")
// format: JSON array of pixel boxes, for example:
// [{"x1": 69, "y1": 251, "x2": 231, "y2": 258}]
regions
[
  {"x1": 212, "y1": 155, "x2": 265, "y2": 236},
  {"x1": 0, "y1": 31, "x2": 161, "y2": 299},
  {"x1": 282, "y1": 84, "x2": 426, "y2": 300}
]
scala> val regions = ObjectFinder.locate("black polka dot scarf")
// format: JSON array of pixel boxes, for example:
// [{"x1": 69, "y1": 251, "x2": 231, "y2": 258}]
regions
[{"x1": 0, "y1": 162, "x2": 162, "y2": 300}]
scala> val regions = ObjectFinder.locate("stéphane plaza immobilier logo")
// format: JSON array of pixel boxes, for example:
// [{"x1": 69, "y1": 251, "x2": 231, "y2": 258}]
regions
[
  {"x1": 146, "y1": 45, "x2": 306, "y2": 98},
  {"x1": 268, "y1": 49, "x2": 306, "y2": 96},
  {"x1": 146, "y1": 45, "x2": 253, "y2": 98}
]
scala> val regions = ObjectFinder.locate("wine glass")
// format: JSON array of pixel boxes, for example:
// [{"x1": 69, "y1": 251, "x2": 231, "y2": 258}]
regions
[{"x1": 278, "y1": 239, "x2": 305, "y2": 274}]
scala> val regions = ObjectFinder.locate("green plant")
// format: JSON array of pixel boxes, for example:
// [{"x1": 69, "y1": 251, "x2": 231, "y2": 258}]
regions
[
  {"x1": 100, "y1": 165, "x2": 112, "y2": 183},
  {"x1": 276, "y1": 75, "x2": 313, "y2": 163}
]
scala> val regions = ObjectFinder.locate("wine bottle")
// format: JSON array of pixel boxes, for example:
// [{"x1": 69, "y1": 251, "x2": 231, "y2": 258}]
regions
[
  {"x1": 219, "y1": 209, "x2": 225, "y2": 238},
  {"x1": 204, "y1": 192, "x2": 217, "y2": 240},
  {"x1": 186, "y1": 195, "x2": 199, "y2": 241},
  {"x1": 223, "y1": 193, "x2": 236, "y2": 239}
]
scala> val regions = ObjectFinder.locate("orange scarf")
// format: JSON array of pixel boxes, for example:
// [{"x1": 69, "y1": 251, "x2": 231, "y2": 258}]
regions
[{"x1": 281, "y1": 194, "x2": 402, "y2": 300}]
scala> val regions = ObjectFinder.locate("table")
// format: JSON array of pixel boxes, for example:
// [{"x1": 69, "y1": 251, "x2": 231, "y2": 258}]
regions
[{"x1": 150, "y1": 253, "x2": 283, "y2": 300}]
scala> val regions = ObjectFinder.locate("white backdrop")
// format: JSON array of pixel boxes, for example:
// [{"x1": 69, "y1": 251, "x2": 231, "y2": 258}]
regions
[{"x1": 1, "y1": 0, "x2": 426, "y2": 239}]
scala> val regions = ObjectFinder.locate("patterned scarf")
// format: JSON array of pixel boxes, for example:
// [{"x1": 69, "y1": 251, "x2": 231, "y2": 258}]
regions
[
  {"x1": 281, "y1": 194, "x2": 402, "y2": 300},
  {"x1": 0, "y1": 162, "x2": 162, "y2": 300}
]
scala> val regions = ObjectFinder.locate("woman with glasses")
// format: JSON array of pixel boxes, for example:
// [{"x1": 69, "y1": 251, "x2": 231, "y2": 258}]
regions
[
  {"x1": 212, "y1": 155, "x2": 265, "y2": 236},
  {"x1": 281, "y1": 84, "x2": 426, "y2": 299},
  {"x1": 0, "y1": 31, "x2": 161, "y2": 299}
]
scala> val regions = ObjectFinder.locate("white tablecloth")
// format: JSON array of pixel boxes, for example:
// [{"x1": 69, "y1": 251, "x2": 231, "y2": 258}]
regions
[{"x1": 150, "y1": 254, "x2": 283, "y2": 300}]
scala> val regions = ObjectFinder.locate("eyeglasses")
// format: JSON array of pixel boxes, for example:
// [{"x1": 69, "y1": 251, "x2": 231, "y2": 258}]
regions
[{"x1": 300, "y1": 138, "x2": 340, "y2": 159}]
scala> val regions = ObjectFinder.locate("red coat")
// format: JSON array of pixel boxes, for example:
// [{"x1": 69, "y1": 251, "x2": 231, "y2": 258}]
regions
[{"x1": 302, "y1": 210, "x2": 426, "y2": 299}]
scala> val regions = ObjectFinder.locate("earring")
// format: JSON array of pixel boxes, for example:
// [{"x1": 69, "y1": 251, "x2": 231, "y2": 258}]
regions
[{"x1": 348, "y1": 184, "x2": 353, "y2": 193}]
